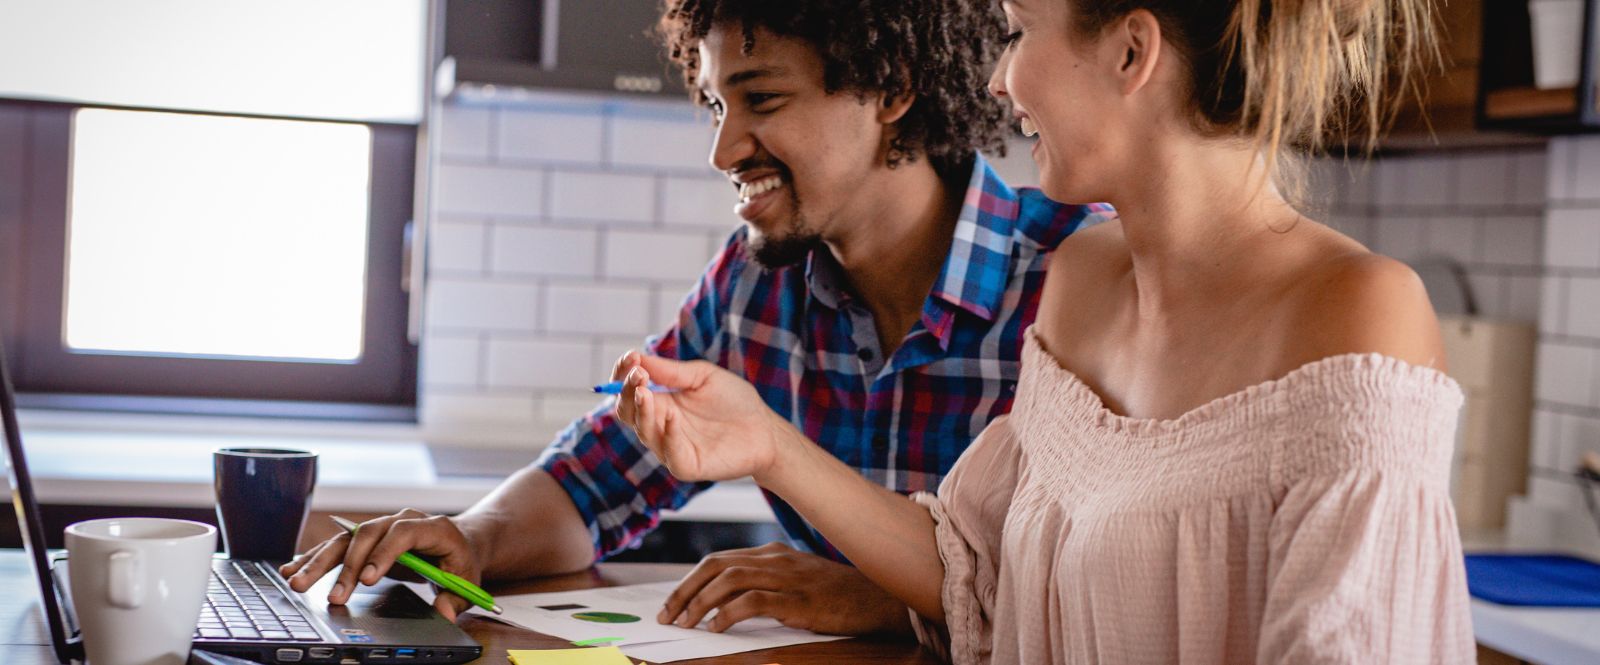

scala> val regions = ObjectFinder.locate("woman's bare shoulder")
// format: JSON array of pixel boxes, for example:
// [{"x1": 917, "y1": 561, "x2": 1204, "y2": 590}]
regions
[
  {"x1": 1280, "y1": 247, "x2": 1447, "y2": 372},
  {"x1": 1036, "y1": 220, "x2": 1128, "y2": 334},
  {"x1": 1045, "y1": 219, "x2": 1127, "y2": 282}
]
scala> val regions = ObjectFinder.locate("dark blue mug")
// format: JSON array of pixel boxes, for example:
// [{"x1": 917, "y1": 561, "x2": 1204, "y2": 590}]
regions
[{"x1": 212, "y1": 448, "x2": 317, "y2": 562}]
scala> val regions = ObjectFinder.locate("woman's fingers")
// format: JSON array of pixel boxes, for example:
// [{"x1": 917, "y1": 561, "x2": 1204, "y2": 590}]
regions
[
  {"x1": 633, "y1": 369, "x2": 665, "y2": 443},
  {"x1": 635, "y1": 354, "x2": 702, "y2": 389}
]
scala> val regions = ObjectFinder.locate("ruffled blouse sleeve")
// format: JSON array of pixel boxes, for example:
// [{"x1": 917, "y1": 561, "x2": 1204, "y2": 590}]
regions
[
  {"x1": 909, "y1": 414, "x2": 1022, "y2": 664},
  {"x1": 1257, "y1": 360, "x2": 1476, "y2": 663}
]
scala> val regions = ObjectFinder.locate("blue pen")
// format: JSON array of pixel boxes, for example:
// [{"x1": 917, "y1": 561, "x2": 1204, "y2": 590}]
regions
[{"x1": 593, "y1": 381, "x2": 676, "y2": 394}]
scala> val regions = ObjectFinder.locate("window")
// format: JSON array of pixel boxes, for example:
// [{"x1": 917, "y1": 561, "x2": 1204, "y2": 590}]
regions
[
  {"x1": 0, "y1": 1, "x2": 428, "y2": 124},
  {"x1": 0, "y1": 102, "x2": 417, "y2": 417},
  {"x1": 66, "y1": 110, "x2": 373, "y2": 363}
]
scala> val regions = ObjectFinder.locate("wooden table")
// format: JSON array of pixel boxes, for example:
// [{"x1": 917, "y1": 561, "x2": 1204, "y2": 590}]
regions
[{"x1": 0, "y1": 550, "x2": 938, "y2": 664}]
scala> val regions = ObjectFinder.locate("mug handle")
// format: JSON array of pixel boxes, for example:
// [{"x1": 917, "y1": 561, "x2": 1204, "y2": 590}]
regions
[{"x1": 107, "y1": 550, "x2": 143, "y2": 609}]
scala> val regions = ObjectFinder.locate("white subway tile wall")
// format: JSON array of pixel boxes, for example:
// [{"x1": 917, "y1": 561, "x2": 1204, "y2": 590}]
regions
[
  {"x1": 491, "y1": 226, "x2": 599, "y2": 277},
  {"x1": 418, "y1": 90, "x2": 1580, "y2": 541},
  {"x1": 1312, "y1": 146, "x2": 1575, "y2": 529},
  {"x1": 498, "y1": 110, "x2": 605, "y2": 166},
  {"x1": 1530, "y1": 136, "x2": 1600, "y2": 524},
  {"x1": 1318, "y1": 148, "x2": 1547, "y2": 324},
  {"x1": 420, "y1": 95, "x2": 734, "y2": 443},
  {"x1": 428, "y1": 221, "x2": 489, "y2": 274}
]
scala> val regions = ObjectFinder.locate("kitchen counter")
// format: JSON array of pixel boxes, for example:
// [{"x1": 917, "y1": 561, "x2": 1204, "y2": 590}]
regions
[{"x1": 13, "y1": 418, "x2": 774, "y2": 524}]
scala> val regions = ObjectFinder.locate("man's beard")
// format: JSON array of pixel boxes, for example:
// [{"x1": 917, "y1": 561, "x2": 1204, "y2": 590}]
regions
[{"x1": 748, "y1": 189, "x2": 823, "y2": 269}]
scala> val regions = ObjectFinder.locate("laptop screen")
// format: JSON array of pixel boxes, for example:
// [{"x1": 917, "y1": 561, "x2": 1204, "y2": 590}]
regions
[{"x1": 0, "y1": 339, "x2": 79, "y2": 663}]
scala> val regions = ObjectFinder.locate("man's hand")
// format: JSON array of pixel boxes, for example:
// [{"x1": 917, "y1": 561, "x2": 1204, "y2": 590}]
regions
[
  {"x1": 277, "y1": 508, "x2": 485, "y2": 621},
  {"x1": 657, "y1": 542, "x2": 912, "y2": 636}
]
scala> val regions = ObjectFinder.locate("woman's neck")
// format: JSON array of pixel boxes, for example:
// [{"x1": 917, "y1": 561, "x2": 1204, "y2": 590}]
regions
[{"x1": 1107, "y1": 138, "x2": 1305, "y2": 318}]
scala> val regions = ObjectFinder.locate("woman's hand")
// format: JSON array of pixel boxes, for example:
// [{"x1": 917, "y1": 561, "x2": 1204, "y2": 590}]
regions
[{"x1": 613, "y1": 351, "x2": 793, "y2": 483}]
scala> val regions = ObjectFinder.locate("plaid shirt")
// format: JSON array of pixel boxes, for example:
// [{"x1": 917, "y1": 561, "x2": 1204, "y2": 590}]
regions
[{"x1": 537, "y1": 155, "x2": 1114, "y2": 561}]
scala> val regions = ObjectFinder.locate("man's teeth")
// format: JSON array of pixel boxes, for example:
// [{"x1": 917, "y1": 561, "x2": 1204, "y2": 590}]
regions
[
  {"x1": 1020, "y1": 117, "x2": 1038, "y2": 138},
  {"x1": 738, "y1": 176, "x2": 784, "y2": 202}
]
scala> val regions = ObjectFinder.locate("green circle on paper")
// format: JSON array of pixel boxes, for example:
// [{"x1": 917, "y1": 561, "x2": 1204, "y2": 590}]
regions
[{"x1": 571, "y1": 611, "x2": 642, "y2": 624}]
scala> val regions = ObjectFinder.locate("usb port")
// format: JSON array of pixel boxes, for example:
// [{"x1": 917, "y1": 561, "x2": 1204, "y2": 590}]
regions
[
  {"x1": 369, "y1": 649, "x2": 390, "y2": 659},
  {"x1": 395, "y1": 649, "x2": 416, "y2": 659}
]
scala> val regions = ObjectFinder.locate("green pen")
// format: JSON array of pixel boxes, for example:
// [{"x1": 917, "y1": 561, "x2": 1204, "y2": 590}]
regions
[{"x1": 330, "y1": 515, "x2": 503, "y2": 615}]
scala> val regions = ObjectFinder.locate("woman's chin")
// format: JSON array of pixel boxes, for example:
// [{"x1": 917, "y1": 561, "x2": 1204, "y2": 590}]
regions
[{"x1": 1038, "y1": 177, "x2": 1097, "y2": 207}]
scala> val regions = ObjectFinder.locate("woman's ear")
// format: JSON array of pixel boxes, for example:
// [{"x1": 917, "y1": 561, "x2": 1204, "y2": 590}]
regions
[
  {"x1": 1113, "y1": 10, "x2": 1162, "y2": 96},
  {"x1": 877, "y1": 91, "x2": 916, "y2": 125}
]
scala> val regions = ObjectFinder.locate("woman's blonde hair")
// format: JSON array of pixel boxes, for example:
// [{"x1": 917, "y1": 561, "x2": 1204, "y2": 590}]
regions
[{"x1": 1072, "y1": 0, "x2": 1440, "y2": 199}]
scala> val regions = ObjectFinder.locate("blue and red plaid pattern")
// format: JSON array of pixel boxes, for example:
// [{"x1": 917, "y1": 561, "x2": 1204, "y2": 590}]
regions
[{"x1": 538, "y1": 155, "x2": 1115, "y2": 561}]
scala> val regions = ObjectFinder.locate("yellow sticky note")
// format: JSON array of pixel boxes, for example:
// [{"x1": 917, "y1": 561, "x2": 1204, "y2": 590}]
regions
[{"x1": 506, "y1": 647, "x2": 634, "y2": 665}]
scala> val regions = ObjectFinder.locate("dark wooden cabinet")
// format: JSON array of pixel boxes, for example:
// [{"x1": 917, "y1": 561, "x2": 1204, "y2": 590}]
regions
[
  {"x1": 1476, "y1": 0, "x2": 1600, "y2": 135},
  {"x1": 440, "y1": 0, "x2": 684, "y2": 98}
]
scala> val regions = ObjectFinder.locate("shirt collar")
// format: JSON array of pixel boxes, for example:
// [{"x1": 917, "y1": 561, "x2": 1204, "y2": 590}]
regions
[
  {"x1": 928, "y1": 154, "x2": 1018, "y2": 322},
  {"x1": 804, "y1": 154, "x2": 1019, "y2": 323}
]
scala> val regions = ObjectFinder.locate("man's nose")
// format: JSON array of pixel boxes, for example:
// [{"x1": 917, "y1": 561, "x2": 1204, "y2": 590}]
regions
[{"x1": 709, "y1": 114, "x2": 756, "y2": 172}]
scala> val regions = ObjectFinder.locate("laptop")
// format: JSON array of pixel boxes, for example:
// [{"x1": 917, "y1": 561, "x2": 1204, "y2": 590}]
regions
[{"x1": 0, "y1": 339, "x2": 483, "y2": 664}]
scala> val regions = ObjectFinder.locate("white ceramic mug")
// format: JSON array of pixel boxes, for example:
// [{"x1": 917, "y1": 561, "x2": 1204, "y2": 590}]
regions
[{"x1": 65, "y1": 518, "x2": 217, "y2": 665}]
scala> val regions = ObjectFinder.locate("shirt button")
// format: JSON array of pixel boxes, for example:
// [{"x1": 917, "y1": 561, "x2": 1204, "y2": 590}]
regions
[{"x1": 857, "y1": 348, "x2": 875, "y2": 361}]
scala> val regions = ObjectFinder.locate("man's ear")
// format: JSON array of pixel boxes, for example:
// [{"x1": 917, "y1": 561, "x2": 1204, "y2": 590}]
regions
[
  {"x1": 877, "y1": 91, "x2": 915, "y2": 125},
  {"x1": 1113, "y1": 10, "x2": 1162, "y2": 96}
]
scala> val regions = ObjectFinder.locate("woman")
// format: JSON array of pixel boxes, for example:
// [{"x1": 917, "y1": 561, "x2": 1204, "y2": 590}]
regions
[{"x1": 615, "y1": 0, "x2": 1472, "y2": 661}]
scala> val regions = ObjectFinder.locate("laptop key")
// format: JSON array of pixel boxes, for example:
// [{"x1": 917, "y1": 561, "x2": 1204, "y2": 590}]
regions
[
  {"x1": 198, "y1": 628, "x2": 230, "y2": 638},
  {"x1": 260, "y1": 630, "x2": 292, "y2": 640},
  {"x1": 230, "y1": 628, "x2": 261, "y2": 639}
]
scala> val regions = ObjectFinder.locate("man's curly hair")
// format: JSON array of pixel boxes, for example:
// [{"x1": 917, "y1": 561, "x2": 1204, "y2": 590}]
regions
[{"x1": 658, "y1": 0, "x2": 1010, "y2": 179}]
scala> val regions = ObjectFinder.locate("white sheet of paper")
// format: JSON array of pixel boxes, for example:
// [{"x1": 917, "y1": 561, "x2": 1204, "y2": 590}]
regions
[
  {"x1": 422, "y1": 580, "x2": 847, "y2": 657},
  {"x1": 622, "y1": 627, "x2": 850, "y2": 663}
]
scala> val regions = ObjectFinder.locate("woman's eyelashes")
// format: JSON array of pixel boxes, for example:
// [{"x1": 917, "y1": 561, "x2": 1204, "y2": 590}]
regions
[{"x1": 1003, "y1": 29, "x2": 1022, "y2": 47}]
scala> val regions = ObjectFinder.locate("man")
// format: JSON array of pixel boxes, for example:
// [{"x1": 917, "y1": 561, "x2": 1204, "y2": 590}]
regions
[{"x1": 283, "y1": 0, "x2": 1112, "y2": 636}]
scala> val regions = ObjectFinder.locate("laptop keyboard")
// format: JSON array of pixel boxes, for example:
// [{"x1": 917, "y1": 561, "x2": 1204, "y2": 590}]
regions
[{"x1": 196, "y1": 560, "x2": 322, "y2": 641}]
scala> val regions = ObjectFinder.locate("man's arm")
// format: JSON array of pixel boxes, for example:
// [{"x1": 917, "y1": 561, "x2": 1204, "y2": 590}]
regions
[
  {"x1": 277, "y1": 467, "x2": 592, "y2": 619},
  {"x1": 451, "y1": 467, "x2": 596, "y2": 580},
  {"x1": 282, "y1": 230, "x2": 749, "y2": 620}
]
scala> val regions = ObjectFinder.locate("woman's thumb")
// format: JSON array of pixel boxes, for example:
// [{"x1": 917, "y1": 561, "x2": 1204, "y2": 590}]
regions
[{"x1": 636, "y1": 355, "x2": 708, "y2": 389}]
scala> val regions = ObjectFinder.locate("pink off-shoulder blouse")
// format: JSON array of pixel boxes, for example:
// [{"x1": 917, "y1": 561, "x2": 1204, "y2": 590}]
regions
[{"x1": 910, "y1": 327, "x2": 1475, "y2": 664}]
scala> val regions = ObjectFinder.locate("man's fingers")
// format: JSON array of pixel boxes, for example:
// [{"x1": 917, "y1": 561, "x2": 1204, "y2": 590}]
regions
[
  {"x1": 707, "y1": 590, "x2": 787, "y2": 633},
  {"x1": 432, "y1": 592, "x2": 471, "y2": 623},
  {"x1": 360, "y1": 523, "x2": 413, "y2": 584},
  {"x1": 672, "y1": 566, "x2": 775, "y2": 629},
  {"x1": 283, "y1": 537, "x2": 349, "y2": 592},
  {"x1": 364, "y1": 516, "x2": 468, "y2": 584},
  {"x1": 660, "y1": 554, "x2": 747, "y2": 624},
  {"x1": 278, "y1": 539, "x2": 326, "y2": 578},
  {"x1": 332, "y1": 515, "x2": 404, "y2": 603}
]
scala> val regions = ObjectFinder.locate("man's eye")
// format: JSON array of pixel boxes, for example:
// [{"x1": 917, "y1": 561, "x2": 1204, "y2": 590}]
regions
[{"x1": 747, "y1": 93, "x2": 779, "y2": 111}]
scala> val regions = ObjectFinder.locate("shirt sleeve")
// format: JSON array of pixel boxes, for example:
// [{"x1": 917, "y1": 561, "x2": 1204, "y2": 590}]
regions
[
  {"x1": 908, "y1": 414, "x2": 1021, "y2": 665},
  {"x1": 534, "y1": 229, "x2": 746, "y2": 560},
  {"x1": 1256, "y1": 468, "x2": 1476, "y2": 663}
]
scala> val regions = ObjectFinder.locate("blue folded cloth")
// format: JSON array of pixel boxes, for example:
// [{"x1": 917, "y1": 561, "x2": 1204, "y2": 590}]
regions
[{"x1": 1465, "y1": 553, "x2": 1600, "y2": 607}]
